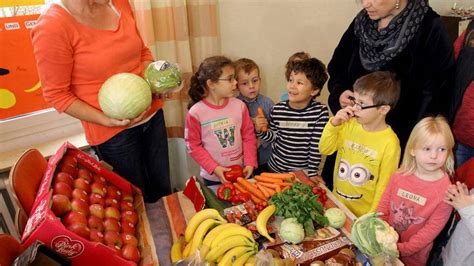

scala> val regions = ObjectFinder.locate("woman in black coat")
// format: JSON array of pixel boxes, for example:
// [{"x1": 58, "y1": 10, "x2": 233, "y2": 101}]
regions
[
  {"x1": 321, "y1": 0, "x2": 454, "y2": 189},
  {"x1": 327, "y1": 0, "x2": 454, "y2": 148}
]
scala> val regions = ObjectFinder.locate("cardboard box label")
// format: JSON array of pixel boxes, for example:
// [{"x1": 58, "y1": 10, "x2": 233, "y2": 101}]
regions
[
  {"x1": 23, "y1": 193, "x2": 49, "y2": 241},
  {"x1": 51, "y1": 235, "x2": 85, "y2": 258}
]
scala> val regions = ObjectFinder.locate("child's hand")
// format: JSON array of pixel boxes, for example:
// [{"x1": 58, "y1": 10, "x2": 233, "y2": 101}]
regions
[
  {"x1": 331, "y1": 106, "x2": 356, "y2": 126},
  {"x1": 255, "y1": 116, "x2": 268, "y2": 133},
  {"x1": 214, "y1": 166, "x2": 231, "y2": 183},
  {"x1": 444, "y1": 182, "x2": 474, "y2": 210},
  {"x1": 242, "y1": 166, "x2": 254, "y2": 179},
  {"x1": 339, "y1": 90, "x2": 354, "y2": 108}
]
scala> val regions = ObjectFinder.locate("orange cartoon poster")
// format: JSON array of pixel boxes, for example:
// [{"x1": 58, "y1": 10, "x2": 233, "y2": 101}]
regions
[{"x1": 0, "y1": 14, "x2": 50, "y2": 120}]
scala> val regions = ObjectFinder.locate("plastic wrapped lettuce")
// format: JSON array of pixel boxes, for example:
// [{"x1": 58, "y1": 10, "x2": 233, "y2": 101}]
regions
[
  {"x1": 145, "y1": 60, "x2": 182, "y2": 93},
  {"x1": 351, "y1": 212, "x2": 399, "y2": 259}
]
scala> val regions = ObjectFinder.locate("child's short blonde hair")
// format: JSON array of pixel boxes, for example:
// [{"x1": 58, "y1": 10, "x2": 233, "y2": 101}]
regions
[
  {"x1": 399, "y1": 116, "x2": 455, "y2": 176},
  {"x1": 234, "y1": 58, "x2": 260, "y2": 78}
]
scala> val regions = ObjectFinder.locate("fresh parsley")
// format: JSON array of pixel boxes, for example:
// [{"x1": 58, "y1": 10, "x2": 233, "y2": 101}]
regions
[{"x1": 270, "y1": 182, "x2": 328, "y2": 234}]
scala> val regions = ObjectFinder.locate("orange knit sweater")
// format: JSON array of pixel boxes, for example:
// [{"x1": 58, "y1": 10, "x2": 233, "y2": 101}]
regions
[{"x1": 31, "y1": 0, "x2": 162, "y2": 145}]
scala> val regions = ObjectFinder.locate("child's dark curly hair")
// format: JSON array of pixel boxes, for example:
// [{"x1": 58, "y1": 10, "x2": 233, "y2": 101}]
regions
[
  {"x1": 291, "y1": 58, "x2": 328, "y2": 97},
  {"x1": 285, "y1": 51, "x2": 310, "y2": 81}
]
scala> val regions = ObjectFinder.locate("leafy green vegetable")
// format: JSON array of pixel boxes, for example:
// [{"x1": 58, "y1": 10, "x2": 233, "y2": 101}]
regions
[
  {"x1": 280, "y1": 218, "x2": 305, "y2": 244},
  {"x1": 145, "y1": 60, "x2": 182, "y2": 93},
  {"x1": 269, "y1": 182, "x2": 328, "y2": 234},
  {"x1": 324, "y1": 208, "x2": 346, "y2": 228},
  {"x1": 99, "y1": 73, "x2": 152, "y2": 120}
]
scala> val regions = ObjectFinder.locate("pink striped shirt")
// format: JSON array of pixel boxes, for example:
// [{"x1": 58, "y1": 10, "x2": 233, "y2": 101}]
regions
[{"x1": 185, "y1": 98, "x2": 257, "y2": 182}]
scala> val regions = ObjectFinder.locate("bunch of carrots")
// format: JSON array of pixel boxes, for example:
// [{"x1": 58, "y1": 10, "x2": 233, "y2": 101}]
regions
[{"x1": 233, "y1": 172, "x2": 295, "y2": 206}]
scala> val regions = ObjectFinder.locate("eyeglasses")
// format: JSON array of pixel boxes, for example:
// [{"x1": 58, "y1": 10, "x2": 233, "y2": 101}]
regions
[
  {"x1": 217, "y1": 76, "x2": 236, "y2": 82},
  {"x1": 238, "y1": 77, "x2": 261, "y2": 87},
  {"x1": 348, "y1": 96, "x2": 386, "y2": 111}
]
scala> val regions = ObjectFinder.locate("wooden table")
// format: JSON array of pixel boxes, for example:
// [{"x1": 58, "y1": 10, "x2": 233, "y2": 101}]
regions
[
  {"x1": 145, "y1": 174, "x2": 358, "y2": 266},
  {"x1": 146, "y1": 192, "x2": 195, "y2": 266}
]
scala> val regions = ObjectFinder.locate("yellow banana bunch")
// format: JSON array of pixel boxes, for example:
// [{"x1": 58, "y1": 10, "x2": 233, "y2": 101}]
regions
[
  {"x1": 205, "y1": 235, "x2": 255, "y2": 262},
  {"x1": 210, "y1": 225, "x2": 254, "y2": 249},
  {"x1": 200, "y1": 223, "x2": 241, "y2": 258},
  {"x1": 182, "y1": 239, "x2": 193, "y2": 258},
  {"x1": 170, "y1": 236, "x2": 184, "y2": 263},
  {"x1": 184, "y1": 209, "x2": 227, "y2": 242},
  {"x1": 172, "y1": 208, "x2": 259, "y2": 264},
  {"x1": 189, "y1": 218, "x2": 223, "y2": 255},
  {"x1": 218, "y1": 246, "x2": 256, "y2": 266},
  {"x1": 236, "y1": 251, "x2": 257, "y2": 266}
]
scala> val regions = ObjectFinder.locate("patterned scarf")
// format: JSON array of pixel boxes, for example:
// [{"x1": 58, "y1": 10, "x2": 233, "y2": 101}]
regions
[{"x1": 354, "y1": 0, "x2": 429, "y2": 71}]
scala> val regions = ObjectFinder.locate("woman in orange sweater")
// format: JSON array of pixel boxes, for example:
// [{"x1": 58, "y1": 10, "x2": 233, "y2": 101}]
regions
[{"x1": 31, "y1": 0, "x2": 170, "y2": 203}]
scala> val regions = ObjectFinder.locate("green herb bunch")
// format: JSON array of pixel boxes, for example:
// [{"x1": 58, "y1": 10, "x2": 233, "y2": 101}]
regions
[{"x1": 269, "y1": 182, "x2": 328, "y2": 234}]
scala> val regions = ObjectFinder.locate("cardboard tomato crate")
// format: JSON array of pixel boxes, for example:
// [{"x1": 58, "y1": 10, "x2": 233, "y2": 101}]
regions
[{"x1": 21, "y1": 142, "x2": 158, "y2": 265}]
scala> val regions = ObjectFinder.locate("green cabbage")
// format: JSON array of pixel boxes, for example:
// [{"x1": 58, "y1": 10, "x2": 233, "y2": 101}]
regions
[
  {"x1": 99, "y1": 73, "x2": 152, "y2": 120},
  {"x1": 324, "y1": 208, "x2": 346, "y2": 229},
  {"x1": 279, "y1": 218, "x2": 305, "y2": 244},
  {"x1": 351, "y1": 212, "x2": 399, "y2": 258},
  {"x1": 145, "y1": 60, "x2": 182, "y2": 93}
]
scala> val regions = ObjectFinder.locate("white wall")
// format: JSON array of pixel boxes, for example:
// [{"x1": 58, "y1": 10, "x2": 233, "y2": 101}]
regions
[{"x1": 217, "y1": 0, "x2": 455, "y2": 107}]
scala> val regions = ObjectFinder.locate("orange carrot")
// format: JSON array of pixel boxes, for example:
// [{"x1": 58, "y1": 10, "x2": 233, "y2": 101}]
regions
[
  {"x1": 257, "y1": 107, "x2": 268, "y2": 132},
  {"x1": 233, "y1": 182, "x2": 248, "y2": 194},
  {"x1": 237, "y1": 177, "x2": 267, "y2": 201},
  {"x1": 259, "y1": 182, "x2": 281, "y2": 189},
  {"x1": 256, "y1": 183, "x2": 270, "y2": 199},
  {"x1": 250, "y1": 181, "x2": 259, "y2": 190},
  {"x1": 261, "y1": 172, "x2": 295, "y2": 178},
  {"x1": 275, "y1": 186, "x2": 281, "y2": 193},
  {"x1": 261, "y1": 172, "x2": 295, "y2": 181},
  {"x1": 280, "y1": 182, "x2": 293, "y2": 187},
  {"x1": 267, "y1": 187, "x2": 276, "y2": 196},
  {"x1": 255, "y1": 175, "x2": 283, "y2": 183},
  {"x1": 234, "y1": 182, "x2": 262, "y2": 204},
  {"x1": 250, "y1": 194, "x2": 263, "y2": 204},
  {"x1": 260, "y1": 184, "x2": 276, "y2": 197},
  {"x1": 281, "y1": 186, "x2": 290, "y2": 192}
]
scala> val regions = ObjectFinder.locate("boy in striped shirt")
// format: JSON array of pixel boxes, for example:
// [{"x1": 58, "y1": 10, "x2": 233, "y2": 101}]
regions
[{"x1": 255, "y1": 58, "x2": 329, "y2": 177}]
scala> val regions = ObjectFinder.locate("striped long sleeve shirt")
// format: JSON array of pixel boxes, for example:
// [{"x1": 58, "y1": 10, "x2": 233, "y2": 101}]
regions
[{"x1": 257, "y1": 100, "x2": 329, "y2": 177}]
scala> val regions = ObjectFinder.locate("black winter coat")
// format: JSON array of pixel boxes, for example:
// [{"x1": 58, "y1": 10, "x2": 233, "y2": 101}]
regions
[{"x1": 327, "y1": 8, "x2": 454, "y2": 147}]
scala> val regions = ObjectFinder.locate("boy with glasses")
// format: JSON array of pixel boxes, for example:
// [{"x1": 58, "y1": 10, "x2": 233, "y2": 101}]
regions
[
  {"x1": 320, "y1": 71, "x2": 401, "y2": 217},
  {"x1": 235, "y1": 58, "x2": 274, "y2": 174}
]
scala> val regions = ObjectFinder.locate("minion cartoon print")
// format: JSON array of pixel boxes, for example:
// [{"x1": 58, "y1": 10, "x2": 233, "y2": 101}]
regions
[
  {"x1": 333, "y1": 140, "x2": 380, "y2": 216},
  {"x1": 336, "y1": 158, "x2": 374, "y2": 199}
]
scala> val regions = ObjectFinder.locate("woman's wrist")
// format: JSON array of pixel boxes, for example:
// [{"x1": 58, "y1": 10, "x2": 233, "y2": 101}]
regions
[{"x1": 98, "y1": 114, "x2": 114, "y2": 127}]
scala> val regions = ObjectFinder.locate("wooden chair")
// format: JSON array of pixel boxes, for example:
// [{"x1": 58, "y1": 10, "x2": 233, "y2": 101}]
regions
[
  {"x1": 8, "y1": 149, "x2": 47, "y2": 219},
  {"x1": 0, "y1": 233, "x2": 23, "y2": 266}
]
